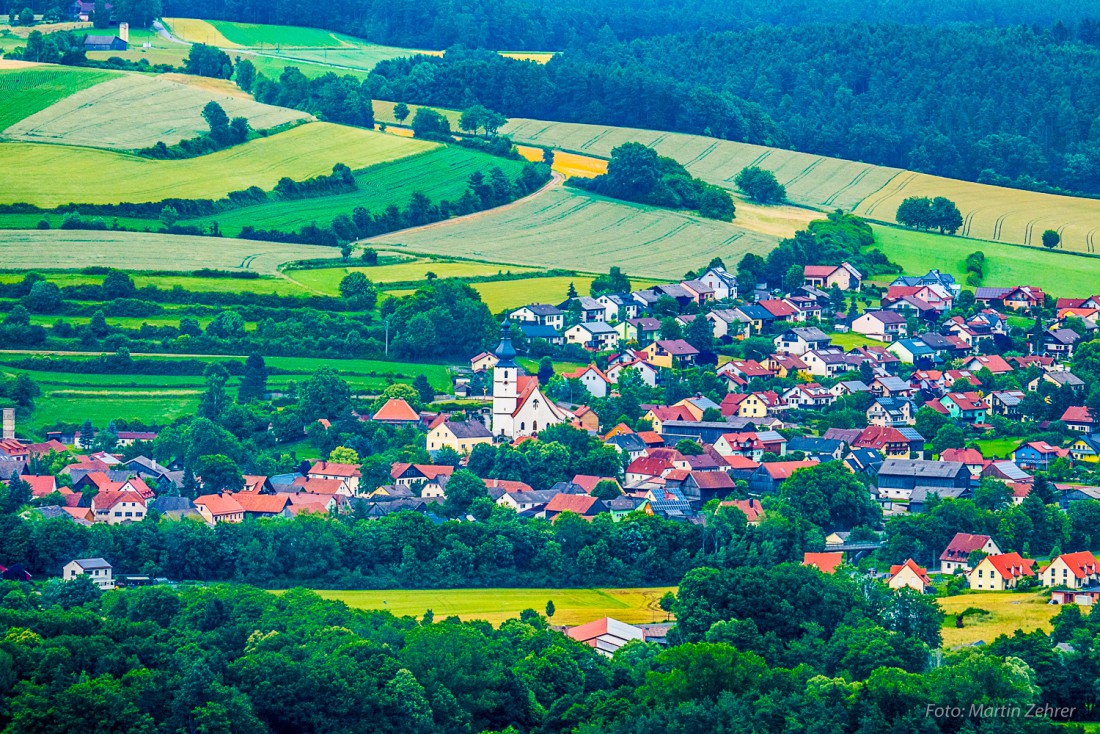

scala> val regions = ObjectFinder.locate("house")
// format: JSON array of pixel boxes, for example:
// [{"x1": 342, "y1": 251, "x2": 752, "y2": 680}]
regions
[
  {"x1": 606, "y1": 359, "x2": 659, "y2": 387},
  {"x1": 802, "y1": 552, "x2": 844, "y2": 574},
  {"x1": 962, "y1": 354, "x2": 1014, "y2": 375},
  {"x1": 596, "y1": 294, "x2": 640, "y2": 322},
  {"x1": 372, "y1": 398, "x2": 421, "y2": 426},
  {"x1": 758, "y1": 299, "x2": 801, "y2": 324},
  {"x1": 491, "y1": 325, "x2": 571, "y2": 439},
  {"x1": 564, "y1": 321, "x2": 619, "y2": 351},
  {"x1": 975, "y1": 285, "x2": 1044, "y2": 311},
  {"x1": 854, "y1": 425, "x2": 923, "y2": 459},
  {"x1": 781, "y1": 382, "x2": 836, "y2": 409},
  {"x1": 773, "y1": 326, "x2": 831, "y2": 356},
  {"x1": 680, "y1": 279, "x2": 715, "y2": 304},
  {"x1": 495, "y1": 489, "x2": 561, "y2": 513},
  {"x1": 875, "y1": 459, "x2": 969, "y2": 502},
  {"x1": 888, "y1": 559, "x2": 933, "y2": 593},
  {"x1": 985, "y1": 390, "x2": 1026, "y2": 418},
  {"x1": 747, "y1": 460, "x2": 818, "y2": 494},
  {"x1": 1061, "y1": 407, "x2": 1095, "y2": 434},
  {"x1": 235, "y1": 493, "x2": 290, "y2": 519},
  {"x1": 803, "y1": 262, "x2": 862, "y2": 291},
  {"x1": 559, "y1": 296, "x2": 606, "y2": 322},
  {"x1": 801, "y1": 349, "x2": 851, "y2": 378},
  {"x1": 1012, "y1": 441, "x2": 1070, "y2": 471},
  {"x1": 707, "y1": 309, "x2": 751, "y2": 340},
  {"x1": 698, "y1": 266, "x2": 738, "y2": 300},
  {"x1": 871, "y1": 375, "x2": 914, "y2": 399},
  {"x1": 681, "y1": 471, "x2": 736, "y2": 503},
  {"x1": 544, "y1": 493, "x2": 603, "y2": 521},
  {"x1": 308, "y1": 461, "x2": 361, "y2": 494},
  {"x1": 470, "y1": 351, "x2": 499, "y2": 372},
  {"x1": 1070, "y1": 435, "x2": 1100, "y2": 463},
  {"x1": 939, "y1": 392, "x2": 988, "y2": 424},
  {"x1": 510, "y1": 304, "x2": 566, "y2": 331},
  {"x1": 764, "y1": 353, "x2": 809, "y2": 379},
  {"x1": 888, "y1": 338, "x2": 936, "y2": 366},
  {"x1": 390, "y1": 463, "x2": 454, "y2": 488},
  {"x1": 516, "y1": 323, "x2": 564, "y2": 345},
  {"x1": 616, "y1": 317, "x2": 661, "y2": 345},
  {"x1": 566, "y1": 617, "x2": 654, "y2": 657},
  {"x1": 969, "y1": 552, "x2": 1035, "y2": 591},
  {"x1": 426, "y1": 418, "x2": 493, "y2": 455},
  {"x1": 787, "y1": 437, "x2": 845, "y2": 462},
  {"x1": 91, "y1": 490, "x2": 146, "y2": 525},
  {"x1": 1044, "y1": 328, "x2": 1081, "y2": 358},
  {"x1": 1042, "y1": 552, "x2": 1100, "y2": 589},
  {"x1": 722, "y1": 498, "x2": 765, "y2": 525},
  {"x1": 561, "y1": 365, "x2": 611, "y2": 398},
  {"x1": 63, "y1": 558, "x2": 114, "y2": 590},
  {"x1": 1029, "y1": 371, "x2": 1086, "y2": 393},
  {"x1": 851, "y1": 310, "x2": 907, "y2": 342},
  {"x1": 941, "y1": 448, "x2": 987, "y2": 480},
  {"x1": 642, "y1": 339, "x2": 699, "y2": 368},
  {"x1": 939, "y1": 533, "x2": 1001, "y2": 574},
  {"x1": 194, "y1": 493, "x2": 245, "y2": 525},
  {"x1": 892, "y1": 269, "x2": 960, "y2": 297},
  {"x1": 866, "y1": 397, "x2": 915, "y2": 427}
]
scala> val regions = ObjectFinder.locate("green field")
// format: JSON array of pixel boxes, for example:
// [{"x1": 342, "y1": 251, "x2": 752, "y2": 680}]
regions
[
  {"x1": 302, "y1": 587, "x2": 676, "y2": 626},
  {"x1": 0, "y1": 271, "x2": 318, "y2": 295},
  {"x1": 207, "y1": 20, "x2": 357, "y2": 46},
  {"x1": 873, "y1": 225, "x2": 1100, "y2": 297},
  {"x1": 371, "y1": 187, "x2": 778, "y2": 279},
  {"x1": 0, "y1": 230, "x2": 336, "y2": 274},
  {"x1": 973, "y1": 437, "x2": 1023, "y2": 459},
  {"x1": 937, "y1": 591, "x2": 1076, "y2": 647},
  {"x1": 373, "y1": 100, "x2": 463, "y2": 128},
  {"x1": 286, "y1": 259, "x2": 540, "y2": 294},
  {"x1": 185, "y1": 147, "x2": 528, "y2": 235},
  {"x1": 0, "y1": 66, "x2": 117, "y2": 129},
  {"x1": 827, "y1": 331, "x2": 881, "y2": 350},
  {"x1": 4, "y1": 72, "x2": 309, "y2": 150},
  {"x1": 28, "y1": 393, "x2": 200, "y2": 430},
  {"x1": 0, "y1": 123, "x2": 435, "y2": 207}
]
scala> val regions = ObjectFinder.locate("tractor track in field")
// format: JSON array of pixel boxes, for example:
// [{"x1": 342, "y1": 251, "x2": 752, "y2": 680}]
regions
[
  {"x1": 783, "y1": 158, "x2": 823, "y2": 190},
  {"x1": 1086, "y1": 227, "x2": 1098, "y2": 253},
  {"x1": 862, "y1": 172, "x2": 917, "y2": 217},
  {"x1": 683, "y1": 141, "x2": 719, "y2": 168},
  {"x1": 991, "y1": 213, "x2": 1009, "y2": 241},
  {"x1": 727, "y1": 150, "x2": 771, "y2": 182},
  {"x1": 823, "y1": 167, "x2": 872, "y2": 207},
  {"x1": 961, "y1": 210, "x2": 976, "y2": 238}
]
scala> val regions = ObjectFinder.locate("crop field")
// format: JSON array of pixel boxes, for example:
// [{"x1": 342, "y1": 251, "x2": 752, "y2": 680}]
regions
[
  {"x1": 872, "y1": 225, "x2": 1100, "y2": 296},
  {"x1": 373, "y1": 100, "x2": 463, "y2": 128},
  {"x1": 285, "y1": 259, "x2": 540, "y2": 294},
  {"x1": 0, "y1": 66, "x2": 117, "y2": 129},
  {"x1": 164, "y1": 17, "x2": 241, "y2": 47},
  {"x1": 0, "y1": 271, "x2": 317, "y2": 295},
  {"x1": 28, "y1": 393, "x2": 199, "y2": 430},
  {"x1": 302, "y1": 587, "x2": 676, "y2": 626},
  {"x1": 4, "y1": 73, "x2": 310, "y2": 150},
  {"x1": 937, "y1": 591, "x2": 1074, "y2": 647},
  {"x1": 0, "y1": 230, "x2": 337, "y2": 274},
  {"x1": 370, "y1": 186, "x2": 779, "y2": 278},
  {"x1": 0, "y1": 123, "x2": 436, "y2": 207},
  {"x1": 516, "y1": 145, "x2": 605, "y2": 178},
  {"x1": 185, "y1": 147, "x2": 526, "y2": 234}
]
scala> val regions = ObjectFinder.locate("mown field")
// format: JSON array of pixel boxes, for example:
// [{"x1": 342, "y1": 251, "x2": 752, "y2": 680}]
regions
[
  {"x1": 185, "y1": 146, "x2": 527, "y2": 235},
  {"x1": 0, "y1": 123, "x2": 435, "y2": 207},
  {"x1": 0, "y1": 230, "x2": 336, "y2": 274},
  {"x1": 0, "y1": 271, "x2": 315, "y2": 295},
  {"x1": 937, "y1": 591, "x2": 1072, "y2": 648},
  {"x1": 872, "y1": 225, "x2": 1100, "y2": 296},
  {"x1": 0, "y1": 65, "x2": 117, "y2": 129},
  {"x1": 302, "y1": 587, "x2": 676, "y2": 626},
  {"x1": 369, "y1": 186, "x2": 778, "y2": 278},
  {"x1": 284, "y1": 259, "x2": 540, "y2": 294},
  {"x1": 3, "y1": 72, "x2": 309, "y2": 150}
]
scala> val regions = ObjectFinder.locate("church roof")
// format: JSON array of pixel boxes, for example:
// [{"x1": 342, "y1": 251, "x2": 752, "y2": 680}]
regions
[{"x1": 493, "y1": 320, "x2": 519, "y2": 368}]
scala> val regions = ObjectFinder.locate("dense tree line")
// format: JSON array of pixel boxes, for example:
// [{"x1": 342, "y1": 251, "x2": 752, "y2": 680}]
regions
[
  {"x1": 138, "y1": 101, "x2": 252, "y2": 159},
  {"x1": 250, "y1": 66, "x2": 375, "y2": 127}
]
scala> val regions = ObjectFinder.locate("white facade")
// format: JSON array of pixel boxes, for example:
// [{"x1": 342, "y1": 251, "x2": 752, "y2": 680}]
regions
[{"x1": 63, "y1": 558, "x2": 114, "y2": 589}]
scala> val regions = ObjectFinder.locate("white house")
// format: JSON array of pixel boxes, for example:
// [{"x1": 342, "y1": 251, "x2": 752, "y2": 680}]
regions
[
  {"x1": 698, "y1": 266, "x2": 738, "y2": 300},
  {"x1": 888, "y1": 559, "x2": 933, "y2": 593},
  {"x1": 492, "y1": 323, "x2": 570, "y2": 439},
  {"x1": 510, "y1": 304, "x2": 565, "y2": 331},
  {"x1": 606, "y1": 360, "x2": 659, "y2": 387},
  {"x1": 707, "y1": 309, "x2": 751, "y2": 340},
  {"x1": 1042, "y1": 552, "x2": 1099, "y2": 589},
  {"x1": 851, "y1": 310, "x2": 908, "y2": 342},
  {"x1": 562, "y1": 364, "x2": 611, "y2": 398},
  {"x1": 63, "y1": 557, "x2": 114, "y2": 589},
  {"x1": 564, "y1": 322, "x2": 619, "y2": 351},
  {"x1": 773, "y1": 326, "x2": 831, "y2": 356}
]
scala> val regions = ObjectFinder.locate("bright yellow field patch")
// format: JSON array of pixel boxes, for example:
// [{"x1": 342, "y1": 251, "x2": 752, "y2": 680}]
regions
[
  {"x1": 517, "y1": 145, "x2": 607, "y2": 178},
  {"x1": 937, "y1": 591, "x2": 1081, "y2": 647},
  {"x1": 501, "y1": 52, "x2": 556, "y2": 63},
  {"x1": 0, "y1": 123, "x2": 437, "y2": 206},
  {"x1": 300, "y1": 587, "x2": 676, "y2": 626},
  {"x1": 163, "y1": 17, "x2": 240, "y2": 47}
]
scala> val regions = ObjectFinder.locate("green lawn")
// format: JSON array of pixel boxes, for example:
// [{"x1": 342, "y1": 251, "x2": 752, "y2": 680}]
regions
[
  {"x1": 872, "y1": 224, "x2": 1100, "y2": 297},
  {"x1": 296, "y1": 587, "x2": 676, "y2": 627},
  {"x1": 286, "y1": 260, "x2": 542, "y2": 295},
  {"x1": 828, "y1": 331, "x2": 881, "y2": 350},
  {"x1": 974, "y1": 437, "x2": 1023, "y2": 459},
  {"x1": 28, "y1": 393, "x2": 199, "y2": 430},
  {"x1": 207, "y1": 20, "x2": 354, "y2": 46}
]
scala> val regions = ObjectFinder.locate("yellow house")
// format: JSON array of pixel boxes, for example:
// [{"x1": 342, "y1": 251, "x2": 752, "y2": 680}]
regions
[
  {"x1": 1070, "y1": 435, "x2": 1100, "y2": 463},
  {"x1": 1041, "y1": 552, "x2": 1099, "y2": 589},
  {"x1": 888, "y1": 559, "x2": 933, "y2": 593},
  {"x1": 968, "y1": 552, "x2": 1035, "y2": 591},
  {"x1": 427, "y1": 418, "x2": 493, "y2": 455}
]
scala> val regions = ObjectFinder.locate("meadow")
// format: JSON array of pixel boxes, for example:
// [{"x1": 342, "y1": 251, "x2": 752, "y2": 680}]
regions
[
  {"x1": 0, "y1": 230, "x2": 336, "y2": 274},
  {"x1": 0, "y1": 65, "x2": 116, "y2": 129},
  {"x1": 872, "y1": 225, "x2": 1100, "y2": 296},
  {"x1": 973, "y1": 437, "x2": 1025, "y2": 459},
  {"x1": 300, "y1": 587, "x2": 676, "y2": 626},
  {"x1": 284, "y1": 259, "x2": 540, "y2": 294},
  {"x1": 369, "y1": 186, "x2": 778, "y2": 278},
  {"x1": 4, "y1": 73, "x2": 309, "y2": 150},
  {"x1": 184, "y1": 146, "x2": 527, "y2": 235},
  {"x1": 0, "y1": 271, "x2": 317, "y2": 295},
  {"x1": 0, "y1": 123, "x2": 435, "y2": 207},
  {"x1": 937, "y1": 591, "x2": 1072, "y2": 648}
]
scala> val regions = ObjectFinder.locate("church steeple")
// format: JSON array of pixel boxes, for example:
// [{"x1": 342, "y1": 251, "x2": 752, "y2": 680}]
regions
[{"x1": 493, "y1": 319, "x2": 518, "y2": 368}]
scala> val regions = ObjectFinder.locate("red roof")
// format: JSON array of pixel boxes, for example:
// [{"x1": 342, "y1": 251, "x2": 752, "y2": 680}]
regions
[
  {"x1": 967, "y1": 355, "x2": 1013, "y2": 374},
  {"x1": 689, "y1": 471, "x2": 735, "y2": 489},
  {"x1": 241, "y1": 475, "x2": 268, "y2": 493},
  {"x1": 721, "y1": 498, "x2": 764, "y2": 523},
  {"x1": 762, "y1": 460, "x2": 818, "y2": 479},
  {"x1": 234, "y1": 493, "x2": 289, "y2": 514},
  {"x1": 372, "y1": 398, "x2": 420, "y2": 422},
  {"x1": 1053, "y1": 551, "x2": 1098, "y2": 579},
  {"x1": 309, "y1": 461, "x2": 361, "y2": 478},
  {"x1": 23, "y1": 475, "x2": 57, "y2": 497},
  {"x1": 758, "y1": 299, "x2": 798, "y2": 318},
  {"x1": 855, "y1": 425, "x2": 912, "y2": 449},
  {"x1": 1062, "y1": 406, "x2": 1094, "y2": 424},
  {"x1": 636, "y1": 431, "x2": 664, "y2": 446},
  {"x1": 803, "y1": 552, "x2": 844, "y2": 574},
  {"x1": 92, "y1": 490, "x2": 146, "y2": 510},
  {"x1": 572, "y1": 474, "x2": 615, "y2": 492},
  {"x1": 626, "y1": 456, "x2": 672, "y2": 478},
  {"x1": 484, "y1": 478, "x2": 534, "y2": 493},
  {"x1": 292, "y1": 477, "x2": 344, "y2": 494},
  {"x1": 562, "y1": 364, "x2": 611, "y2": 382},
  {"x1": 722, "y1": 455, "x2": 760, "y2": 470},
  {"x1": 889, "y1": 558, "x2": 932, "y2": 585},
  {"x1": 545, "y1": 494, "x2": 601, "y2": 515},
  {"x1": 983, "y1": 552, "x2": 1035, "y2": 580},
  {"x1": 195, "y1": 493, "x2": 244, "y2": 516},
  {"x1": 940, "y1": 448, "x2": 984, "y2": 464},
  {"x1": 940, "y1": 533, "x2": 992, "y2": 561},
  {"x1": 804, "y1": 265, "x2": 840, "y2": 278}
]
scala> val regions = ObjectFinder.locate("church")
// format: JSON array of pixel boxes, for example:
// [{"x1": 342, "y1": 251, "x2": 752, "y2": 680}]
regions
[{"x1": 491, "y1": 322, "x2": 571, "y2": 439}]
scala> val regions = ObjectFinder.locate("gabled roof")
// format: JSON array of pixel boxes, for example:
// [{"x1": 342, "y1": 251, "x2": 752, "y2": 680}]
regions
[
  {"x1": 436, "y1": 419, "x2": 493, "y2": 439},
  {"x1": 760, "y1": 460, "x2": 818, "y2": 480},
  {"x1": 235, "y1": 493, "x2": 290, "y2": 514},
  {"x1": 309, "y1": 461, "x2": 361, "y2": 478},
  {"x1": 92, "y1": 490, "x2": 146, "y2": 510},
  {"x1": 70, "y1": 557, "x2": 112, "y2": 570},
  {"x1": 545, "y1": 494, "x2": 602, "y2": 515},
  {"x1": 372, "y1": 398, "x2": 420, "y2": 422},
  {"x1": 803, "y1": 552, "x2": 844, "y2": 574},
  {"x1": 940, "y1": 533, "x2": 993, "y2": 561},
  {"x1": 966, "y1": 355, "x2": 1013, "y2": 374},
  {"x1": 757, "y1": 299, "x2": 798, "y2": 318},
  {"x1": 654, "y1": 339, "x2": 699, "y2": 356},
  {"x1": 889, "y1": 558, "x2": 932, "y2": 585},
  {"x1": 1061, "y1": 406, "x2": 1094, "y2": 424},
  {"x1": 721, "y1": 498, "x2": 764, "y2": 523},
  {"x1": 194, "y1": 493, "x2": 244, "y2": 516},
  {"x1": 982, "y1": 552, "x2": 1036, "y2": 580}
]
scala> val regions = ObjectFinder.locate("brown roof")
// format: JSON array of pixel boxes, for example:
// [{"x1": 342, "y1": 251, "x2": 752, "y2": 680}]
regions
[
  {"x1": 545, "y1": 494, "x2": 601, "y2": 515},
  {"x1": 721, "y1": 498, "x2": 764, "y2": 523},
  {"x1": 234, "y1": 493, "x2": 289, "y2": 514}
]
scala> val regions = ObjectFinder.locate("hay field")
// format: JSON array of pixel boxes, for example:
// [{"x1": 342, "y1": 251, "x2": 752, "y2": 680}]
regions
[
  {"x1": 937, "y1": 591, "x2": 1073, "y2": 647},
  {"x1": 185, "y1": 146, "x2": 525, "y2": 234},
  {"x1": 373, "y1": 100, "x2": 463, "y2": 128},
  {"x1": 0, "y1": 66, "x2": 117, "y2": 129},
  {"x1": 304, "y1": 587, "x2": 675, "y2": 626},
  {"x1": 163, "y1": 17, "x2": 240, "y2": 47},
  {"x1": 0, "y1": 230, "x2": 336, "y2": 273},
  {"x1": 856, "y1": 170, "x2": 1100, "y2": 254},
  {"x1": 873, "y1": 225, "x2": 1100, "y2": 297},
  {"x1": 370, "y1": 186, "x2": 779, "y2": 278},
  {"x1": 3, "y1": 73, "x2": 310, "y2": 150},
  {"x1": 517, "y1": 145, "x2": 606, "y2": 178},
  {"x1": 503, "y1": 118, "x2": 901, "y2": 212},
  {"x1": 0, "y1": 123, "x2": 436, "y2": 206}
]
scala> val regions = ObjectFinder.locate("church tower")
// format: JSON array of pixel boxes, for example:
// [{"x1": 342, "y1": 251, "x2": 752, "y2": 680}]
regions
[{"x1": 491, "y1": 321, "x2": 521, "y2": 437}]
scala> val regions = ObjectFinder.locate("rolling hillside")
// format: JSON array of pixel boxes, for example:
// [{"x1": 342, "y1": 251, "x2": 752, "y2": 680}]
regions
[{"x1": 502, "y1": 118, "x2": 1100, "y2": 254}]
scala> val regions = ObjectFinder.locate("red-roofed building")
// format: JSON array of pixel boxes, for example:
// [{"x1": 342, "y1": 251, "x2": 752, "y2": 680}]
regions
[
  {"x1": 803, "y1": 262, "x2": 862, "y2": 291},
  {"x1": 566, "y1": 617, "x2": 650, "y2": 656},
  {"x1": 940, "y1": 532, "x2": 1001, "y2": 574},
  {"x1": 372, "y1": 398, "x2": 421, "y2": 426},
  {"x1": 561, "y1": 365, "x2": 611, "y2": 398},
  {"x1": 1062, "y1": 406, "x2": 1095, "y2": 434},
  {"x1": 963, "y1": 354, "x2": 1014, "y2": 375},
  {"x1": 939, "y1": 391, "x2": 988, "y2": 424},
  {"x1": 888, "y1": 559, "x2": 933, "y2": 592},
  {"x1": 749, "y1": 460, "x2": 819, "y2": 493},
  {"x1": 91, "y1": 490, "x2": 146, "y2": 525},
  {"x1": 642, "y1": 405, "x2": 696, "y2": 434},
  {"x1": 22, "y1": 475, "x2": 58, "y2": 498},
  {"x1": 970, "y1": 552, "x2": 1035, "y2": 590},
  {"x1": 721, "y1": 498, "x2": 765, "y2": 524},
  {"x1": 544, "y1": 493, "x2": 602, "y2": 520},
  {"x1": 1012, "y1": 441, "x2": 1071, "y2": 471},
  {"x1": 234, "y1": 493, "x2": 290, "y2": 518},
  {"x1": 292, "y1": 477, "x2": 346, "y2": 495},
  {"x1": 1042, "y1": 551, "x2": 1099, "y2": 589},
  {"x1": 194, "y1": 493, "x2": 245, "y2": 525},
  {"x1": 389, "y1": 463, "x2": 454, "y2": 488},
  {"x1": 803, "y1": 551, "x2": 844, "y2": 574},
  {"x1": 625, "y1": 456, "x2": 674, "y2": 485},
  {"x1": 308, "y1": 461, "x2": 361, "y2": 494},
  {"x1": 854, "y1": 425, "x2": 921, "y2": 459}
]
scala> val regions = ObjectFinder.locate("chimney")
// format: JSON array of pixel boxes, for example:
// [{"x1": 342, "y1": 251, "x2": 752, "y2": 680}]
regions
[
  {"x1": 119, "y1": 22, "x2": 129, "y2": 42},
  {"x1": 1, "y1": 407, "x2": 13, "y2": 440}
]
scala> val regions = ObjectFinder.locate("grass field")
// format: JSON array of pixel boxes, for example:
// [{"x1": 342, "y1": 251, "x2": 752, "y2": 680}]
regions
[
  {"x1": 0, "y1": 122, "x2": 435, "y2": 207},
  {"x1": 285, "y1": 259, "x2": 540, "y2": 294},
  {"x1": 185, "y1": 146, "x2": 527, "y2": 235},
  {"x1": 370, "y1": 186, "x2": 778, "y2": 279},
  {"x1": 0, "y1": 66, "x2": 117, "y2": 129},
  {"x1": 937, "y1": 591, "x2": 1073, "y2": 647},
  {"x1": 873, "y1": 225, "x2": 1100, "y2": 296},
  {"x1": 973, "y1": 437, "x2": 1023, "y2": 459},
  {"x1": 303, "y1": 587, "x2": 676, "y2": 626},
  {"x1": 0, "y1": 271, "x2": 317, "y2": 295},
  {"x1": 28, "y1": 392, "x2": 200, "y2": 429},
  {"x1": 373, "y1": 100, "x2": 463, "y2": 128},
  {"x1": 4, "y1": 73, "x2": 309, "y2": 150},
  {"x1": 827, "y1": 332, "x2": 882, "y2": 350},
  {"x1": 0, "y1": 230, "x2": 336, "y2": 274}
]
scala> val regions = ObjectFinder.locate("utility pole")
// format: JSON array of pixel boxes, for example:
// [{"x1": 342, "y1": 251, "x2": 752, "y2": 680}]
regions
[{"x1": 384, "y1": 315, "x2": 392, "y2": 356}]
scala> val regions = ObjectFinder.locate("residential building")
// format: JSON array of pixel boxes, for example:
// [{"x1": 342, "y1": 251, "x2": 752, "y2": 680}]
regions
[
  {"x1": 802, "y1": 552, "x2": 844, "y2": 574},
  {"x1": 566, "y1": 617, "x2": 658, "y2": 657},
  {"x1": 1042, "y1": 552, "x2": 1100, "y2": 589},
  {"x1": 851, "y1": 310, "x2": 908, "y2": 342},
  {"x1": 803, "y1": 262, "x2": 862, "y2": 290},
  {"x1": 564, "y1": 321, "x2": 619, "y2": 350},
  {"x1": 875, "y1": 459, "x2": 969, "y2": 502},
  {"x1": 1061, "y1": 407, "x2": 1095, "y2": 434},
  {"x1": 940, "y1": 533, "x2": 1001, "y2": 574},
  {"x1": 773, "y1": 326, "x2": 831, "y2": 356},
  {"x1": 698, "y1": 266, "x2": 738, "y2": 300},
  {"x1": 969, "y1": 552, "x2": 1035, "y2": 591},
  {"x1": 63, "y1": 558, "x2": 114, "y2": 589},
  {"x1": 561, "y1": 364, "x2": 611, "y2": 398},
  {"x1": 372, "y1": 398, "x2": 421, "y2": 426},
  {"x1": 1012, "y1": 441, "x2": 1071, "y2": 471},
  {"x1": 194, "y1": 493, "x2": 246, "y2": 525},
  {"x1": 510, "y1": 304, "x2": 565, "y2": 330},
  {"x1": 91, "y1": 490, "x2": 146, "y2": 525},
  {"x1": 642, "y1": 339, "x2": 699, "y2": 368},
  {"x1": 426, "y1": 418, "x2": 493, "y2": 455},
  {"x1": 308, "y1": 461, "x2": 361, "y2": 494},
  {"x1": 888, "y1": 559, "x2": 933, "y2": 593},
  {"x1": 866, "y1": 397, "x2": 915, "y2": 427}
]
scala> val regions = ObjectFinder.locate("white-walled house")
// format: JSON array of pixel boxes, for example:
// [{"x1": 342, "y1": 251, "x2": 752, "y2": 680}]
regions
[{"x1": 63, "y1": 558, "x2": 114, "y2": 589}]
